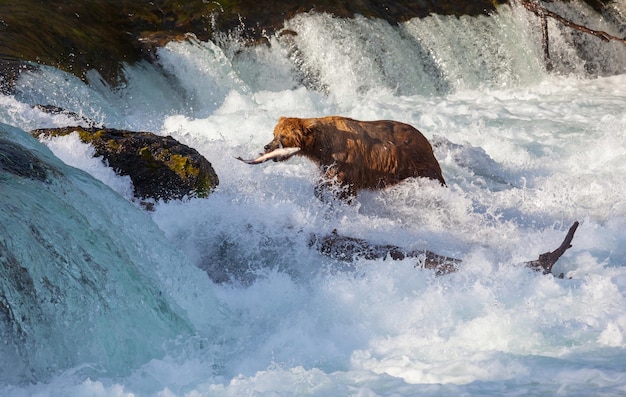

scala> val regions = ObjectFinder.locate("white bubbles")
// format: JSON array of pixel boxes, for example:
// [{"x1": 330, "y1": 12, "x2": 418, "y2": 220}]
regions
[
  {"x1": 3, "y1": 6, "x2": 626, "y2": 397},
  {"x1": 39, "y1": 131, "x2": 135, "y2": 200}
]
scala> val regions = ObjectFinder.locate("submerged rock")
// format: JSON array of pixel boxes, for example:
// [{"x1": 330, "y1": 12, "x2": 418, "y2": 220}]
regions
[
  {"x1": 31, "y1": 126, "x2": 219, "y2": 202},
  {"x1": 0, "y1": 138, "x2": 52, "y2": 181}
]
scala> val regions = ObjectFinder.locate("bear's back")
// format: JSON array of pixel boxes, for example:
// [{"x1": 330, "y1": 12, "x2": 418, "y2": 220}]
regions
[{"x1": 307, "y1": 117, "x2": 445, "y2": 188}]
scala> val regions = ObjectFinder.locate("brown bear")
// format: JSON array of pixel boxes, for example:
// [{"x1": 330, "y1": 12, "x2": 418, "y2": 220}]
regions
[{"x1": 245, "y1": 116, "x2": 445, "y2": 199}]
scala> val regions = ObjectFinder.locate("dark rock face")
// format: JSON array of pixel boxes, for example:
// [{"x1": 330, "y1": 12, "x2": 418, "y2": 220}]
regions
[
  {"x1": 31, "y1": 127, "x2": 219, "y2": 202},
  {"x1": 1, "y1": 0, "x2": 614, "y2": 90},
  {"x1": 0, "y1": 1, "x2": 217, "y2": 86},
  {"x1": 0, "y1": 138, "x2": 53, "y2": 181}
]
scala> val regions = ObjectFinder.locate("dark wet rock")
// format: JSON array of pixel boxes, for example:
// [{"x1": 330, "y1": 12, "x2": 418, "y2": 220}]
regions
[
  {"x1": 0, "y1": 138, "x2": 52, "y2": 181},
  {"x1": 0, "y1": 1, "x2": 215, "y2": 89},
  {"x1": 31, "y1": 126, "x2": 219, "y2": 202}
]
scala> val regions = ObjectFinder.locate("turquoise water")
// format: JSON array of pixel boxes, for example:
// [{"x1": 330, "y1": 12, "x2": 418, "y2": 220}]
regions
[{"x1": 2, "y1": 2, "x2": 626, "y2": 395}]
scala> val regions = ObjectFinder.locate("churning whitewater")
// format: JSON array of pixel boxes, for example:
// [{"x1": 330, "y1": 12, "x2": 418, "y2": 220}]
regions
[{"x1": 1, "y1": 2, "x2": 626, "y2": 396}]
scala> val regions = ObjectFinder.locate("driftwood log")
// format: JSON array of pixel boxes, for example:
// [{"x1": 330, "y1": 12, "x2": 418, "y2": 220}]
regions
[
  {"x1": 310, "y1": 230, "x2": 461, "y2": 275},
  {"x1": 311, "y1": 221, "x2": 579, "y2": 277}
]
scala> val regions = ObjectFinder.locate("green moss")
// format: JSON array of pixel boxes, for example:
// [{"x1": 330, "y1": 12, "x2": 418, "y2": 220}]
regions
[
  {"x1": 165, "y1": 154, "x2": 197, "y2": 178},
  {"x1": 139, "y1": 147, "x2": 153, "y2": 161},
  {"x1": 193, "y1": 172, "x2": 214, "y2": 198},
  {"x1": 147, "y1": 150, "x2": 215, "y2": 197},
  {"x1": 106, "y1": 139, "x2": 120, "y2": 152},
  {"x1": 31, "y1": 126, "x2": 101, "y2": 143},
  {"x1": 75, "y1": 128, "x2": 105, "y2": 144}
]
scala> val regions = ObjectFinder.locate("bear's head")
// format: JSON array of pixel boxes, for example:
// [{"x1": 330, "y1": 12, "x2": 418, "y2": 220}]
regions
[{"x1": 263, "y1": 117, "x2": 317, "y2": 159}]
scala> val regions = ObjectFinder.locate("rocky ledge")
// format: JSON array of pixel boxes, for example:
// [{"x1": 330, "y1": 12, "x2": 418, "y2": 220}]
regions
[{"x1": 0, "y1": 0, "x2": 615, "y2": 90}]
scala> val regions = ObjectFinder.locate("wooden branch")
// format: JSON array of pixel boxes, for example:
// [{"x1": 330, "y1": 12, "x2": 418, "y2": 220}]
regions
[
  {"x1": 520, "y1": 0, "x2": 626, "y2": 44},
  {"x1": 525, "y1": 221, "x2": 579, "y2": 276},
  {"x1": 541, "y1": 12, "x2": 553, "y2": 70}
]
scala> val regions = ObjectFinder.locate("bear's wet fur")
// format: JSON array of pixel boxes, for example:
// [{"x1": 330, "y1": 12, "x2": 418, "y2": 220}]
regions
[{"x1": 263, "y1": 116, "x2": 445, "y2": 198}]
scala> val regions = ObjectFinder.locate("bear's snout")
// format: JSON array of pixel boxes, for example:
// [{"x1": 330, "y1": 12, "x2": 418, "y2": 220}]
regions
[{"x1": 264, "y1": 140, "x2": 280, "y2": 153}]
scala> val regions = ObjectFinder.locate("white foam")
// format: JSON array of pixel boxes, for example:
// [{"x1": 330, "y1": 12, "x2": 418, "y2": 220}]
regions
[
  {"x1": 3, "y1": 5, "x2": 626, "y2": 397},
  {"x1": 39, "y1": 132, "x2": 135, "y2": 200}
]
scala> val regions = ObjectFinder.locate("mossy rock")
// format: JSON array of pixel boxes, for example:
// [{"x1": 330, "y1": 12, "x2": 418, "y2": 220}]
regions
[{"x1": 31, "y1": 126, "x2": 219, "y2": 202}]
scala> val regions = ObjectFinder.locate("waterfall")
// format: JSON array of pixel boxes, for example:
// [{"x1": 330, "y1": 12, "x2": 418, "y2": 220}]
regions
[
  {"x1": 1, "y1": 1, "x2": 626, "y2": 395},
  {"x1": 0, "y1": 124, "x2": 221, "y2": 384}
]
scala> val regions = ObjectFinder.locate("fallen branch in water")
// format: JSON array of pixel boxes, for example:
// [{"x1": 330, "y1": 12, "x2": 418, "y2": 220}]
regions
[
  {"x1": 520, "y1": 0, "x2": 626, "y2": 44},
  {"x1": 519, "y1": 0, "x2": 626, "y2": 70},
  {"x1": 525, "y1": 221, "x2": 579, "y2": 276},
  {"x1": 311, "y1": 221, "x2": 580, "y2": 277}
]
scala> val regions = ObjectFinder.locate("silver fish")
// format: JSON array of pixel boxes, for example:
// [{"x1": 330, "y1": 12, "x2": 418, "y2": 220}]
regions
[{"x1": 236, "y1": 147, "x2": 301, "y2": 164}]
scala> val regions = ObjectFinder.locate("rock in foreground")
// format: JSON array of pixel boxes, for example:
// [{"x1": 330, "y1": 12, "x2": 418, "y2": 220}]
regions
[{"x1": 32, "y1": 126, "x2": 219, "y2": 202}]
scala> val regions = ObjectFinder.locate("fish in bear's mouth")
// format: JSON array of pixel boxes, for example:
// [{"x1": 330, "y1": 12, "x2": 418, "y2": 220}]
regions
[{"x1": 236, "y1": 146, "x2": 301, "y2": 164}]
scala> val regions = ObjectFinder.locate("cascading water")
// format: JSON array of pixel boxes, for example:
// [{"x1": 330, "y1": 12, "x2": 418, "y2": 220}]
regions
[
  {"x1": 0, "y1": 123, "x2": 224, "y2": 384},
  {"x1": 1, "y1": 1, "x2": 626, "y2": 396}
]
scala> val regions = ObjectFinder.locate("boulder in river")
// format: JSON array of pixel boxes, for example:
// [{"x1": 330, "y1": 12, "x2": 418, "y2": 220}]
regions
[{"x1": 32, "y1": 126, "x2": 219, "y2": 202}]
